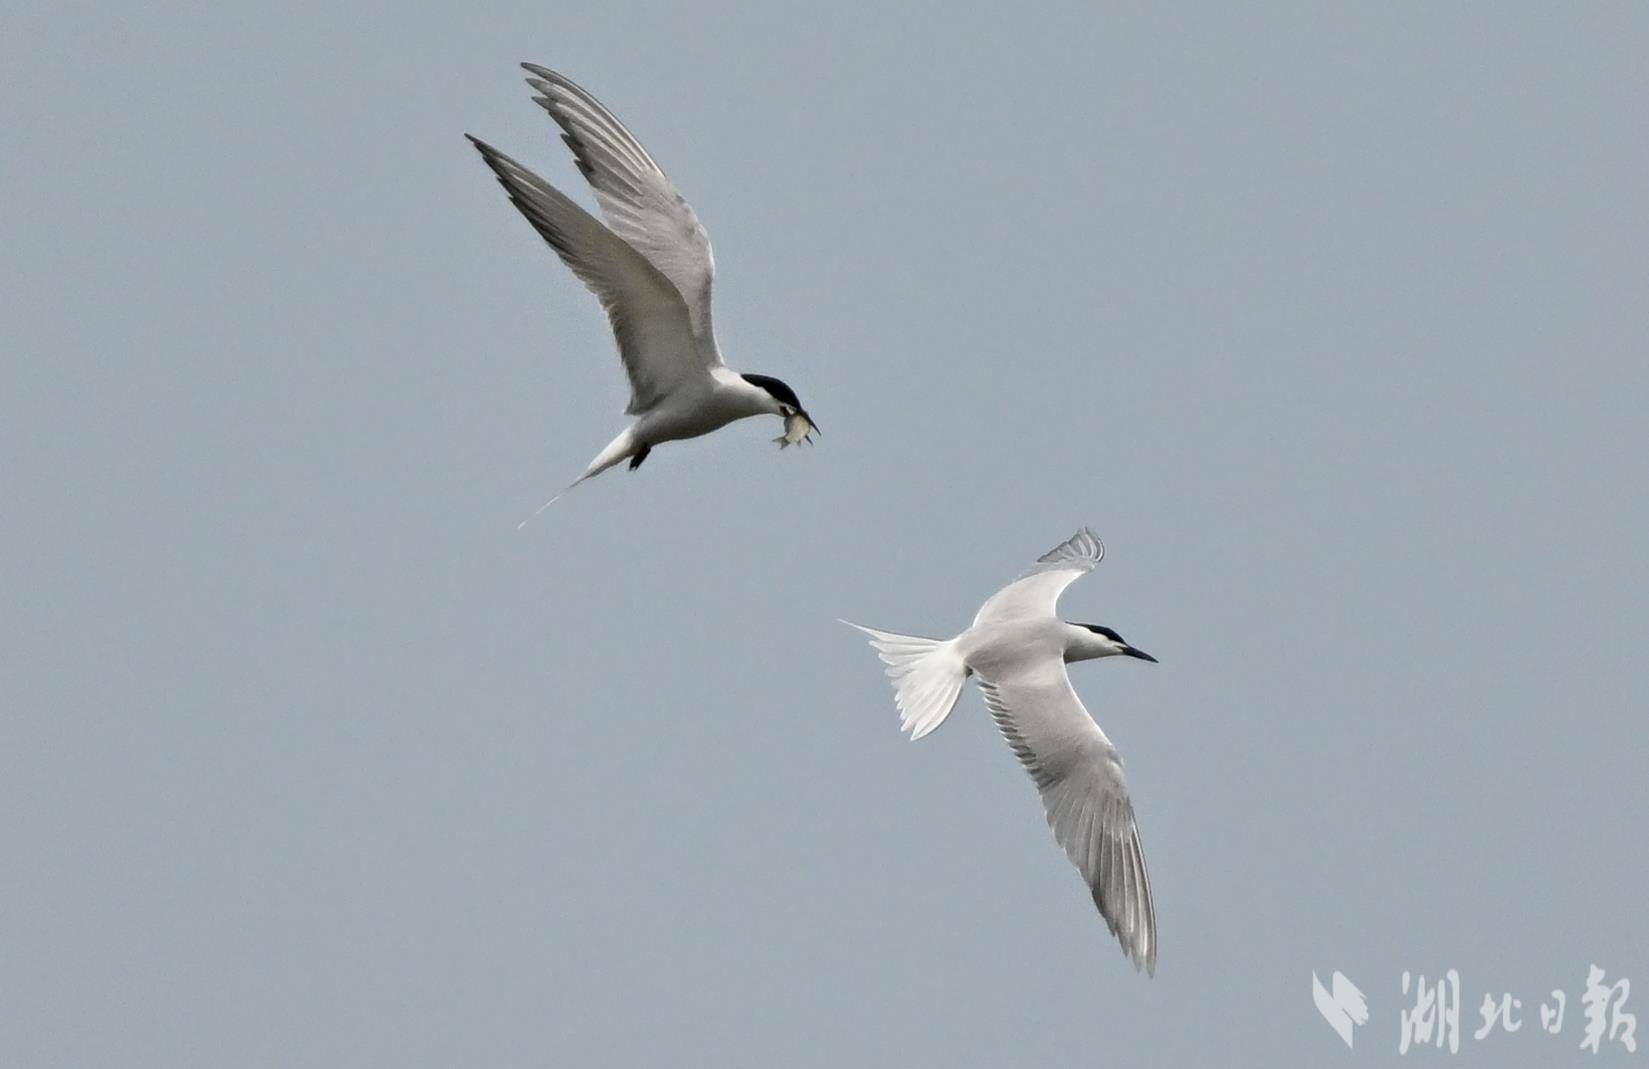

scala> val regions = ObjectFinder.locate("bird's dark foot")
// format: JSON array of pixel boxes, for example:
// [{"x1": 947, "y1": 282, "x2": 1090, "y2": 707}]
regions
[{"x1": 628, "y1": 445, "x2": 652, "y2": 471}]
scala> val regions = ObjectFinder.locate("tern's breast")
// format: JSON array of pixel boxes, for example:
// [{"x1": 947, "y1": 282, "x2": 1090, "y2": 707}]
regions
[
  {"x1": 957, "y1": 618, "x2": 1064, "y2": 679},
  {"x1": 640, "y1": 379, "x2": 753, "y2": 443}
]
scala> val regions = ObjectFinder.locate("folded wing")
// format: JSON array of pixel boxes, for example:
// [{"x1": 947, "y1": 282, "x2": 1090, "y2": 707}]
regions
[
  {"x1": 523, "y1": 64, "x2": 720, "y2": 355},
  {"x1": 468, "y1": 135, "x2": 701, "y2": 414},
  {"x1": 975, "y1": 656, "x2": 1156, "y2": 975}
]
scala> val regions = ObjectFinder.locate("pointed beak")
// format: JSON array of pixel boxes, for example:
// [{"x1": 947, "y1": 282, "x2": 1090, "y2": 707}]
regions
[{"x1": 1122, "y1": 646, "x2": 1158, "y2": 664}]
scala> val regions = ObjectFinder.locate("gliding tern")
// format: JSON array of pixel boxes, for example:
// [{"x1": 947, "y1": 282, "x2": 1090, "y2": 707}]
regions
[
  {"x1": 467, "y1": 65, "x2": 818, "y2": 521},
  {"x1": 844, "y1": 528, "x2": 1160, "y2": 974}
]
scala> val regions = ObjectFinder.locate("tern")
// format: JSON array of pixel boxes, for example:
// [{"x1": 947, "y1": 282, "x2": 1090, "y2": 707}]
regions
[
  {"x1": 844, "y1": 528, "x2": 1160, "y2": 974},
  {"x1": 467, "y1": 65, "x2": 818, "y2": 521}
]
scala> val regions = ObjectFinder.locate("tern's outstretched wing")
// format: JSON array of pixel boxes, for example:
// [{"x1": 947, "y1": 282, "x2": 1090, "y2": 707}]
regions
[
  {"x1": 522, "y1": 64, "x2": 720, "y2": 355},
  {"x1": 976, "y1": 656, "x2": 1156, "y2": 975},
  {"x1": 468, "y1": 135, "x2": 701, "y2": 414},
  {"x1": 972, "y1": 527, "x2": 1104, "y2": 628}
]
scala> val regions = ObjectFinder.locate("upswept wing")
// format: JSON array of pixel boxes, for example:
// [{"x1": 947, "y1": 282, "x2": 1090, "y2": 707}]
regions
[
  {"x1": 975, "y1": 657, "x2": 1157, "y2": 975},
  {"x1": 468, "y1": 135, "x2": 701, "y2": 414},
  {"x1": 972, "y1": 527, "x2": 1105, "y2": 628},
  {"x1": 522, "y1": 64, "x2": 720, "y2": 354}
]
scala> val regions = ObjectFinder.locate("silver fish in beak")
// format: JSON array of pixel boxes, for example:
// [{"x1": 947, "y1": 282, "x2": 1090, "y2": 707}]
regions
[{"x1": 774, "y1": 410, "x2": 819, "y2": 449}]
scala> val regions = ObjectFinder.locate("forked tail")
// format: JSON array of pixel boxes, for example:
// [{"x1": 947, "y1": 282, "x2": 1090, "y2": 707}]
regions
[
  {"x1": 517, "y1": 426, "x2": 639, "y2": 529},
  {"x1": 842, "y1": 621, "x2": 969, "y2": 740}
]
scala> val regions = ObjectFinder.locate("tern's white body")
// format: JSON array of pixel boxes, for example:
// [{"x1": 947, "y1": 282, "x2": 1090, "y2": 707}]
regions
[
  {"x1": 468, "y1": 65, "x2": 815, "y2": 519},
  {"x1": 581, "y1": 369, "x2": 784, "y2": 481},
  {"x1": 846, "y1": 528, "x2": 1159, "y2": 975},
  {"x1": 955, "y1": 616, "x2": 1111, "y2": 675}
]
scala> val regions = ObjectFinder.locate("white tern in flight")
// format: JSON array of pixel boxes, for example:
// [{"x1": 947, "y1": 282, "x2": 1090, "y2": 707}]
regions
[
  {"x1": 845, "y1": 528, "x2": 1160, "y2": 974},
  {"x1": 467, "y1": 65, "x2": 817, "y2": 522}
]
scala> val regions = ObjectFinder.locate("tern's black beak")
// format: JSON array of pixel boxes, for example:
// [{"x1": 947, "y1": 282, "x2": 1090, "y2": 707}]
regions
[{"x1": 1122, "y1": 646, "x2": 1158, "y2": 664}]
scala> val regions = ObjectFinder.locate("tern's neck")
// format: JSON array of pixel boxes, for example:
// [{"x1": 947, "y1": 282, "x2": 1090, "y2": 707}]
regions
[
  {"x1": 1061, "y1": 622, "x2": 1117, "y2": 664},
  {"x1": 714, "y1": 367, "x2": 784, "y2": 415}
]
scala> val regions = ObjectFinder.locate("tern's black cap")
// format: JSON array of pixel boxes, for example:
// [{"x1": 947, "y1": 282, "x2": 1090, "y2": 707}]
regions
[{"x1": 741, "y1": 373, "x2": 802, "y2": 410}]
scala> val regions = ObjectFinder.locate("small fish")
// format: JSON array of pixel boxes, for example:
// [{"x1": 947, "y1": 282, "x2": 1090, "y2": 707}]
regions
[{"x1": 774, "y1": 410, "x2": 818, "y2": 449}]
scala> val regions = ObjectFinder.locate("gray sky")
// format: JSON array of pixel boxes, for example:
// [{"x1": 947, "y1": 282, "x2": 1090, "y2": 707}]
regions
[{"x1": 4, "y1": 3, "x2": 1646, "y2": 1066}]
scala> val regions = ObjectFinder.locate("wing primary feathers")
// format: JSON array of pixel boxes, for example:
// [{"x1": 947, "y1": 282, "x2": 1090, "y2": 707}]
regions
[
  {"x1": 465, "y1": 132, "x2": 699, "y2": 414},
  {"x1": 976, "y1": 666, "x2": 1157, "y2": 975},
  {"x1": 515, "y1": 63, "x2": 720, "y2": 347}
]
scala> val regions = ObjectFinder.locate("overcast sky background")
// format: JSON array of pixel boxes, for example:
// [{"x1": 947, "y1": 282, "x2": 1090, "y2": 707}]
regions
[{"x1": 4, "y1": 4, "x2": 1647, "y2": 1066}]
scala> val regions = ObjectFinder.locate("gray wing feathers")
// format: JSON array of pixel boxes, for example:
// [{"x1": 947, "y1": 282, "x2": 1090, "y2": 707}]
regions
[
  {"x1": 972, "y1": 528, "x2": 1106, "y2": 628},
  {"x1": 976, "y1": 669, "x2": 1157, "y2": 976},
  {"x1": 1019, "y1": 526, "x2": 1105, "y2": 580},
  {"x1": 522, "y1": 64, "x2": 719, "y2": 349},
  {"x1": 467, "y1": 134, "x2": 695, "y2": 414}
]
